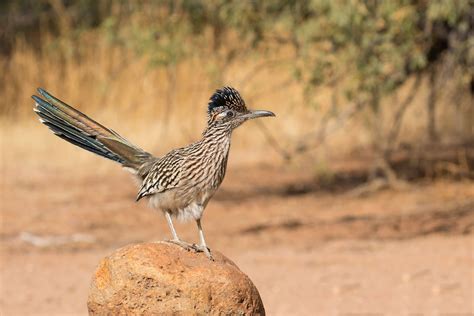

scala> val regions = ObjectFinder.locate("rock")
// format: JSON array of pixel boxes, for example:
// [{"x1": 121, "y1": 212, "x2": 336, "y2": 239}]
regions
[{"x1": 87, "y1": 242, "x2": 265, "y2": 315}]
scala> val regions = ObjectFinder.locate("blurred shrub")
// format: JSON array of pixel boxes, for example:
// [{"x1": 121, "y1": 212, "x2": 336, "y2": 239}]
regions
[
  {"x1": 2, "y1": 1, "x2": 470, "y2": 85},
  {"x1": 1, "y1": 0, "x2": 472, "y2": 160}
]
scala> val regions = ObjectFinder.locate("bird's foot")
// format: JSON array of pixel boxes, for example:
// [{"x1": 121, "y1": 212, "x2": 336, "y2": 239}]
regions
[
  {"x1": 165, "y1": 239, "x2": 196, "y2": 251},
  {"x1": 193, "y1": 244, "x2": 214, "y2": 261},
  {"x1": 163, "y1": 239, "x2": 213, "y2": 260}
]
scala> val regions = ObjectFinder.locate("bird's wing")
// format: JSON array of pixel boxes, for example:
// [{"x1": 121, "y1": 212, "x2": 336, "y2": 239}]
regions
[{"x1": 136, "y1": 150, "x2": 185, "y2": 201}]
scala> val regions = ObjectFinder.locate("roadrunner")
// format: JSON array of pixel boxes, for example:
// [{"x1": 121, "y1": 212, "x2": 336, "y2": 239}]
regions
[{"x1": 32, "y1": 87, "x2": 274, "y2": 259}]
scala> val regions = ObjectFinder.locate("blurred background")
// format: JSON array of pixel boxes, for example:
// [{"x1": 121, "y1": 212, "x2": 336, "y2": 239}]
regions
[{"x1": 0, "y1": 1, "x2": 473, "y2": 315}]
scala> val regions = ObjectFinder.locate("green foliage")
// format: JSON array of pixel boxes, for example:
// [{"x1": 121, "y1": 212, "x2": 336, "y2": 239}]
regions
[
  {"x1": 2, "y1": 0, "x2": 471, "y2": 104},
  {"x1": 247, "y1": 0, "x2": 461, "y2": 110}
]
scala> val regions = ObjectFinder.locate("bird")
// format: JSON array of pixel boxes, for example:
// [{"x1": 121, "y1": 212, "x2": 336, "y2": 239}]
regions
[{"x1": 32, "y1": 87, "x2": 275, "y2": 259}]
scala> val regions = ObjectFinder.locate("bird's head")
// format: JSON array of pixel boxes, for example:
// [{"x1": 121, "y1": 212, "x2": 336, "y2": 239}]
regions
[{"x1": 206, "y1": 87, "x2": 275, "y2": 131}]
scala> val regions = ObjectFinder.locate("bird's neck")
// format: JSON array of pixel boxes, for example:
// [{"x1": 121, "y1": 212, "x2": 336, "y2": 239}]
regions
[
  {"x1": 202, "y1": 123, "x2": 232, "y2": 140},
  {"x1": 198, "y1": 124, "x2": 232, "y2": 189},
  {"x1": 200, "y1": 124, "x2": 232, "y2": 155}
]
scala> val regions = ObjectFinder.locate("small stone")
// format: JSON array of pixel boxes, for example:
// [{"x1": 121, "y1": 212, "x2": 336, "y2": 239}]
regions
[{"x1": 87, "y1": 242, "x2": 265, "y2": 315}]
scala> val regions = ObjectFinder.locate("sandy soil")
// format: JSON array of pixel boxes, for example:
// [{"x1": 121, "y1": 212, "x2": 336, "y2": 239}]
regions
[{"x1": 1, "y1": 165, "x2": 473, "y2": 315}]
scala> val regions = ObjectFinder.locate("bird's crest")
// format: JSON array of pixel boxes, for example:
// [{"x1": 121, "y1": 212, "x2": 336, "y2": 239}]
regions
[{"x1": 208, "y1": 87, "x2": 247, "y2": 115}]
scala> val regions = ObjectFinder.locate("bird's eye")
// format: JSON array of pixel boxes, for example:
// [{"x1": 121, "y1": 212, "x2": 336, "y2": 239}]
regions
[{"x1": 226, "y1": 111, "x2": 234, "y2": 117}]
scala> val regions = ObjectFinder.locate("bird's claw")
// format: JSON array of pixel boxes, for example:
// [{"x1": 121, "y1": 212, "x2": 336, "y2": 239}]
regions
[
  {"x1": 165, "y1": 240, "x2": 214, "y2": 260},
  {"x1": 193, "y1": 244, "x2": 214, "y2": 261},
  {"x1": 165, "y1": 239, "x2": 195, "y2": 251}
]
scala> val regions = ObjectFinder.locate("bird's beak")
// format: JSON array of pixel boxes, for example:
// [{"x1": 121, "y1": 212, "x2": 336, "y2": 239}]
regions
[{"x1": 242, "y1": 110, "x2": 276, "y2": 120}]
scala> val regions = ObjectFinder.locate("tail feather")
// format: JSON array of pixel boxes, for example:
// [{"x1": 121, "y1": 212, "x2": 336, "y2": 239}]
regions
[
  {"x1": 33, "y1": 96, "x2": 118, "y2": 161},
  {"x1": 32, "y1": 88, "x2": 154, "y2": 170}
]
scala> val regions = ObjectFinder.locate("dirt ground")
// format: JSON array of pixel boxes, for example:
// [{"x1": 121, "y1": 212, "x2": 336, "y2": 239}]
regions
[{"x1": 1, "y1": 163, "x2": 473, "y2": 315}]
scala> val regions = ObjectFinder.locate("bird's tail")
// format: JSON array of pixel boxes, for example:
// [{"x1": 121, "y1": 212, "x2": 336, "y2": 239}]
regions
[{"x1": 32, "y1": 88, "x2": 153, "y2": 171}]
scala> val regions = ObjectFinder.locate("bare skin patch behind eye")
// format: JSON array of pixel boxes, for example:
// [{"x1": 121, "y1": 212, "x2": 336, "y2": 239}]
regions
[{"x1": 210, "y1": 111, "x2": 220, "y2": 123}]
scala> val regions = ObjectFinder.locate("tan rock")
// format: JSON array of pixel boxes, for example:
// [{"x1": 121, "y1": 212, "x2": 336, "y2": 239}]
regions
[{"x1": 88, "y1": 242, "x2": 265, "y2": 315}]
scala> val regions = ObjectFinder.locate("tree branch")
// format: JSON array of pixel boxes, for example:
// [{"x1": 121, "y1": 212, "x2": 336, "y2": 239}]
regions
[
  {"x1": 294, "y1": 99, "x2": 367, "y2": 154},
  {"x1": 386, "y1": 74, "x2": 422, "y2": 152}
]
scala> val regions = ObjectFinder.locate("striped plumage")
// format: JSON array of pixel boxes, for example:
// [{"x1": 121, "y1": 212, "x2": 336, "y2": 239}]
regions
[{"x1": 32, "y1": 86, "x2": 275, "y2": 259}]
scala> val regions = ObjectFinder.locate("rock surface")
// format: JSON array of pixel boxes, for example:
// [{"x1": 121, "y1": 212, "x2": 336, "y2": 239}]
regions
[{"x1": 87, "y1": 242, "x2": 265, "y2": 315}]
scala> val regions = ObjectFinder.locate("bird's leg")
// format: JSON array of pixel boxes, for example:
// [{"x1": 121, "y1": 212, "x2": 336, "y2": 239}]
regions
[
  {"x1": 164, "y1": 211, "x2": 194, "y2": 250},
  {"x1": 194, "y1": 218, "x2": 213, "y2": 260}
]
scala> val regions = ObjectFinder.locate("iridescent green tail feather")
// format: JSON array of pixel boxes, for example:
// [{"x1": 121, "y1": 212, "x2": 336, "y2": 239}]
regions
[{"x1": 32, "y1": 88, "x2": 153, "y2": 170}]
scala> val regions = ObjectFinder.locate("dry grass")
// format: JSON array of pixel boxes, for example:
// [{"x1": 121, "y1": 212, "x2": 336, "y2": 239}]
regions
[{"x1": 1, "y1": 31, "x2": 472, "y2": 176}]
